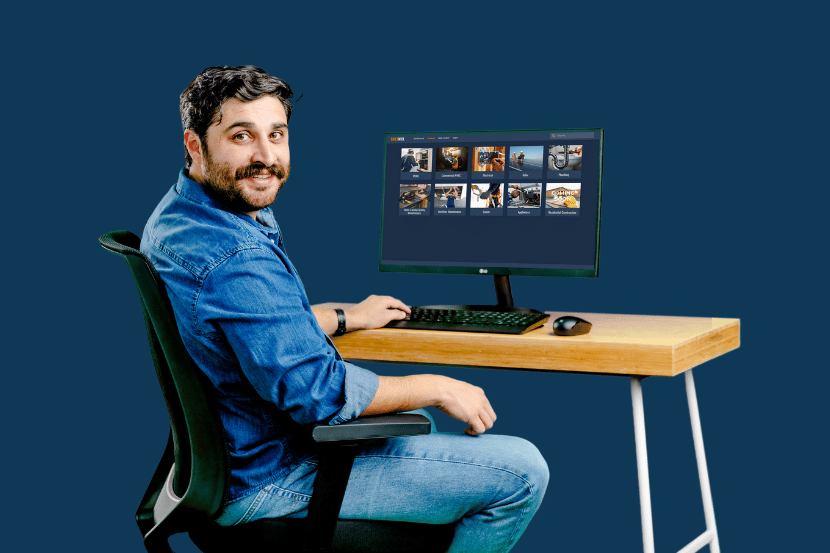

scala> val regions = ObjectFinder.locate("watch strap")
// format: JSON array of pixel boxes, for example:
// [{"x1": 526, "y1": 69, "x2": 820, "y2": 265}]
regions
[{"x1": 334, "y1": 309, "x2": 347, "y2": 336}]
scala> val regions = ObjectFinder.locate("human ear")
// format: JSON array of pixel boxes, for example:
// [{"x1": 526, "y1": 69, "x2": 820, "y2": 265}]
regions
[{"x1": 184, "y1": 129, "x2": 205, "y2": 167}]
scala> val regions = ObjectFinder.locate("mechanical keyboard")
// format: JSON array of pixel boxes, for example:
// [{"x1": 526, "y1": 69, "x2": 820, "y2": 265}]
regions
[{"x1": 384, "y1": 305, "x2": 550, "y2": 334}]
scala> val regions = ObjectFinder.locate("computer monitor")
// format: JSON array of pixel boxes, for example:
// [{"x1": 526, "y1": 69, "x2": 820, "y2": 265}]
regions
[{"x1": 380, "y1": 128, "x2": 603, "y2": 308}]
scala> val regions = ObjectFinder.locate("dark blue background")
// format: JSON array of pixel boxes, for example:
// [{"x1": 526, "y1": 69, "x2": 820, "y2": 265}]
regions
[{"x1": 7, "y1": 3, "x2": 825, "y2": 551}]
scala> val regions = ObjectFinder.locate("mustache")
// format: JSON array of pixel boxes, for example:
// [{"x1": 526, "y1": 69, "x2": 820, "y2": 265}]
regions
[{"x1": 235, "y1": 163, "x2": 287, "y2": 180}]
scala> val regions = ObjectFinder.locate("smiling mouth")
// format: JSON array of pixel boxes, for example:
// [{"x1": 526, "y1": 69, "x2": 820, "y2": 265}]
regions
[
  {"x1": 235, "y1": 163, "x2": 288, "y2": 188},
  {"x1": 245, "y1": 175, "x2": 277, "y2": 190}
]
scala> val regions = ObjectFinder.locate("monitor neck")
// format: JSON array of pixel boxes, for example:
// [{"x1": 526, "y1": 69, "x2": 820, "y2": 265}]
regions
[{"x1": 494, "y1": 275, "x2": 514, "y2": 308}]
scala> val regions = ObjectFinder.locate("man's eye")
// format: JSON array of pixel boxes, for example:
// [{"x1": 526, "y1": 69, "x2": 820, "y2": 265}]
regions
[
  {"x1": 271, "y1": 131, "x2": 284, "y2": 139},
  {"x1": 233, "y1": 133, "x2": 251, "y2": 141}
]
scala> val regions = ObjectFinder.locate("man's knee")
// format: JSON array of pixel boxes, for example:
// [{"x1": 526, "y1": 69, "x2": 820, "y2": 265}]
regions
[
  {"x1": 486, "y1": 435, "x2": 549, "y2": 502},
  {"x1": 511, "y1": 437, "x2": 549, "y2": 497}
]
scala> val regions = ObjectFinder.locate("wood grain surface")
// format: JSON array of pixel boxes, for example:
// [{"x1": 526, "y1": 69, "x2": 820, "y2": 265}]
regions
[{"x1": 318, "y1": 304, "x2": 740, "y2": 377}]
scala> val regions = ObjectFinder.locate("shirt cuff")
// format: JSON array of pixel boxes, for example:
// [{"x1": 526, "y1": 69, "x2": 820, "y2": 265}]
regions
[{"x1": 329, "y1": 362, "x2": 379, "y2": 425}]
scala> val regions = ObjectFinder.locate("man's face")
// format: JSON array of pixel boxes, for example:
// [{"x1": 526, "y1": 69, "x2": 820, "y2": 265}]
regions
[{"x1": 191, "y1": 96, "x2": 290, "y2": 215}]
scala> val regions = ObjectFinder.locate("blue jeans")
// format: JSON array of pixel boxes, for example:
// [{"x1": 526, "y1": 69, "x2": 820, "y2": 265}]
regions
[{"x1": 215, "y1": 411, "x2": 549, "y2": 553}]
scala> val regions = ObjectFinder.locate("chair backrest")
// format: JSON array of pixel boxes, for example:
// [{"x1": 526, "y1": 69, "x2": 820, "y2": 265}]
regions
[{"x1": 99, "y1": 230, "x2": 227, "y2": 520}]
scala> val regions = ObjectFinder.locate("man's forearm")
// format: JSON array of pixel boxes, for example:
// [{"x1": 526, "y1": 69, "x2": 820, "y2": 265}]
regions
[
  {"x1": 309, "y1": 305, "x2": 377, "y2": 336},
  {"x1": 361, "y1": 375, "x2": 440, "y2": 416},
  {"x1": 361, "y1": 374, "x2": 497, "y2": 436},
  {"x1": 309, "y1": 305, "x2": 371, "y2": 335},
  {"x1": 311, "y1": 306, "x2": 339, "y2": 335}
]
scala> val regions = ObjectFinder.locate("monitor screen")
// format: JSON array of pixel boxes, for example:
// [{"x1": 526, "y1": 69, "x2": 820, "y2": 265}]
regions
[{"x1": 379, "y1": 129, "x2": 604, "y2": 278}]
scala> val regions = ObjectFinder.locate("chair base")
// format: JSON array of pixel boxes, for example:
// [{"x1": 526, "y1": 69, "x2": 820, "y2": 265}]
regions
[{"x1": 190, "y1": 518, "x2": 454, "y2": 553}]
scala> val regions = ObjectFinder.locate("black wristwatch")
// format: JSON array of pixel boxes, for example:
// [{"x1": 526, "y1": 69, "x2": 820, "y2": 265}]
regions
[{"x1": 334, "y1": 309, "x2": 347, "y2": 336}]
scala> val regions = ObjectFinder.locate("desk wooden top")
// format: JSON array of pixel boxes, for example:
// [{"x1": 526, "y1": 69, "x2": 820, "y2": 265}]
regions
[{"x1": 320, "y1": 304, "x2": 740, "y2": 377}]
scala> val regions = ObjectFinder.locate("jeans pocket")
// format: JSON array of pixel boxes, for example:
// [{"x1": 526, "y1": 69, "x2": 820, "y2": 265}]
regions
[
  {"x1": 215, "y1": 487, "x2": 271, "y2": 526},
  {"x1": 236, "y1": 487, "x2": 271, "y2": 525}
]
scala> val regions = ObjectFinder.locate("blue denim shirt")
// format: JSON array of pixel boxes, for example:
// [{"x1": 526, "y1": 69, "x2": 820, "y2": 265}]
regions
[{"x1": 141, "y1": 170, "x2": 380, "y2": 502}]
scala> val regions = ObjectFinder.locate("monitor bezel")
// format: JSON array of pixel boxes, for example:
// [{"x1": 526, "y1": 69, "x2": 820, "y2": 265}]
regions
[{"x1": 379, "y1": 128, "x2": 603, "y2": 278}]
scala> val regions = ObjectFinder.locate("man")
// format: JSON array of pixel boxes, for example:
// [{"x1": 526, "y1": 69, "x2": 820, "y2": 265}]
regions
[
  {"x1": 142, "y1": 66, "x2": 548, "y2": 553},
  {"x1": 414, "y1": 182, "x2": 431, "y2": 208},
  {"x1": 488, "y1": 184, "x2": 502, "y2": 208},
  {"x1": 471, "y1": 182, "x2": 501, "y2": 201},
  {"x1": 508, "y1": 187, "x2": 524, "y2": 207},
  {"x1": 490, "y1": 151, "x2": 505, "y2": 171},
  {"x1": 445, "y1": 185, "x2": 458, "y2": 209},
  {"x1": 440, "y1": 148, "x2": 459, "y2": 171},
  {"x1": 401, "y1": 148, "x2": 417, "y2": 172}
]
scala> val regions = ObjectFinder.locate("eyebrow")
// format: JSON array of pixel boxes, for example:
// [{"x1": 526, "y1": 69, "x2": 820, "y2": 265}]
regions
[{"x1": 223, "y1": 121, "x2": 288, "y2": 133}]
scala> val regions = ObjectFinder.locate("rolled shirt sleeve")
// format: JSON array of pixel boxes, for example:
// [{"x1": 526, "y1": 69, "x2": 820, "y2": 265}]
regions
[
  {"x1": 331, "y1": 362, "x2": 379, "y2": 425},
  {"x1": 197, "y1": 246, "x2": 378, "y2": 426}
]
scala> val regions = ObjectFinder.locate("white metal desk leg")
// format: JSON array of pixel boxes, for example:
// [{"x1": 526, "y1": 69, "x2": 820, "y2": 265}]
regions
[
  {"x1": 631, "y1": 376, "x2": 655, "y2": 553},
  {"x1": 685, "y1": 369, "x2": 721, "y2": 553}
]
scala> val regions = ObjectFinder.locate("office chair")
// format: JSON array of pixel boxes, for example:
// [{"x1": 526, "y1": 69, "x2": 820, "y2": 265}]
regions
[{"x1": 99, "y1": 230, "x2": 455, "y2": 553}]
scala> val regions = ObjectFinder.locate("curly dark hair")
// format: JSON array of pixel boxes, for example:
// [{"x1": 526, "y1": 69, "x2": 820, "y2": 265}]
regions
[{"x1": 180, "y1": 66, "x2": 293, "y2": 167}]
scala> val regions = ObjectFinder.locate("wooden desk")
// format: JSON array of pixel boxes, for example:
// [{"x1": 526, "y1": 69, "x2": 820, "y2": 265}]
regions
[
  {"x1": 327, "y1": 310, "x2": 739, "y2": 377},
  {"x1": 323, "y1": 305, "x2": 739, "y2": 553}
]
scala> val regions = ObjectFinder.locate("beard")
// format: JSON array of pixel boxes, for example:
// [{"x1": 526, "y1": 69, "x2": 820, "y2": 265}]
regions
[{"x1": 201, "y1": 149, "x2": 290, "y2": 214}]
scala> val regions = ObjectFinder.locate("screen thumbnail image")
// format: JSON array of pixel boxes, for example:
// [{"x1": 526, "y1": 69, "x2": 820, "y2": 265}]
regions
[
  {"x1": 545, "y1": 183, "x2": 581, "y2": 209},
  {"x1": 435, "y1": 184, "x2": 467, "y2": 209},
  {"x1": 399, "y1": 183, "x2": 432, "y2": 209},
  {"x1": 508, "y1": 146, "x2": 544, "y2": 172},
  {"x1": 507, "y1": 183, "x2": 542, "y2": 208},
  {"x1": 436, "y1": 147, "x2": 468, "y2": 172},
  {"x1": 400, "y1": 147, "x2": 432, "y2": 172},
  {"x1": 470, "y1": 183, "x2": 504, "y2": 209},
  {"x1": 473, "y1": 146, "x2": 506, "y2": 171},
  {"x1": 548, "y1": 145, "x2": 583, "y2": 171}
]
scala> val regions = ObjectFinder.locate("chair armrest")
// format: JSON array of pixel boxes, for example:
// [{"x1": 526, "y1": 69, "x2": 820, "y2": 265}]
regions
[
  {"x1": 312, "y1": 414, "x2": 431, "y2": 443},
  {"x1": 304, "y1": 414, "x2": 431, "y2": 550}
]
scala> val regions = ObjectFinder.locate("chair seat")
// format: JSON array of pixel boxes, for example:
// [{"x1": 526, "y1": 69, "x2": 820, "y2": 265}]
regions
[{"x1": 190, "y1": 517, "x2": 454, "y2": 553}]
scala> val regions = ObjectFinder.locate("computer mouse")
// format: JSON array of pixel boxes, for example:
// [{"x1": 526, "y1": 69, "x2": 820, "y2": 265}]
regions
[{"x1": 552, "y1": 316, "x2": 592, "y2": 336}]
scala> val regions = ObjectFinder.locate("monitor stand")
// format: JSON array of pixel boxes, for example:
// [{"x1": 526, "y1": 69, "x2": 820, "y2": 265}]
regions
[
  {"x1": 491, "y1": 275, "x2": 544, "y2": 313},
  {"x1": 494, "y1": 275, "x2": 515, "y2": 308}
]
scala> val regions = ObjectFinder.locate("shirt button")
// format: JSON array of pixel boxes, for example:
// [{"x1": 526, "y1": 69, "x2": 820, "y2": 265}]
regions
[{"x1": 271, "y1": 239, "x2": 275, "y2": 244}]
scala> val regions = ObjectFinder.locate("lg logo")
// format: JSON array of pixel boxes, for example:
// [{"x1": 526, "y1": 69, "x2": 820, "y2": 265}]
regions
[{"x1": 479, "y1": 269, "x2": 488, "y2": 274}]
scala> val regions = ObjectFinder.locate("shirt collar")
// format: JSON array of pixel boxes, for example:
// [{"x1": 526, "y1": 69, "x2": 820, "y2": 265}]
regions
[{"x1": 175, "y1": 168, "x2": 279, "y2": 236}]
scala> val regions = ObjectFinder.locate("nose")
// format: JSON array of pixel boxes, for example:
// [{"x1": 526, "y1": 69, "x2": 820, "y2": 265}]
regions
[{"x1": 251, "y1": 137, "x2": 278, "y2": 167}]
